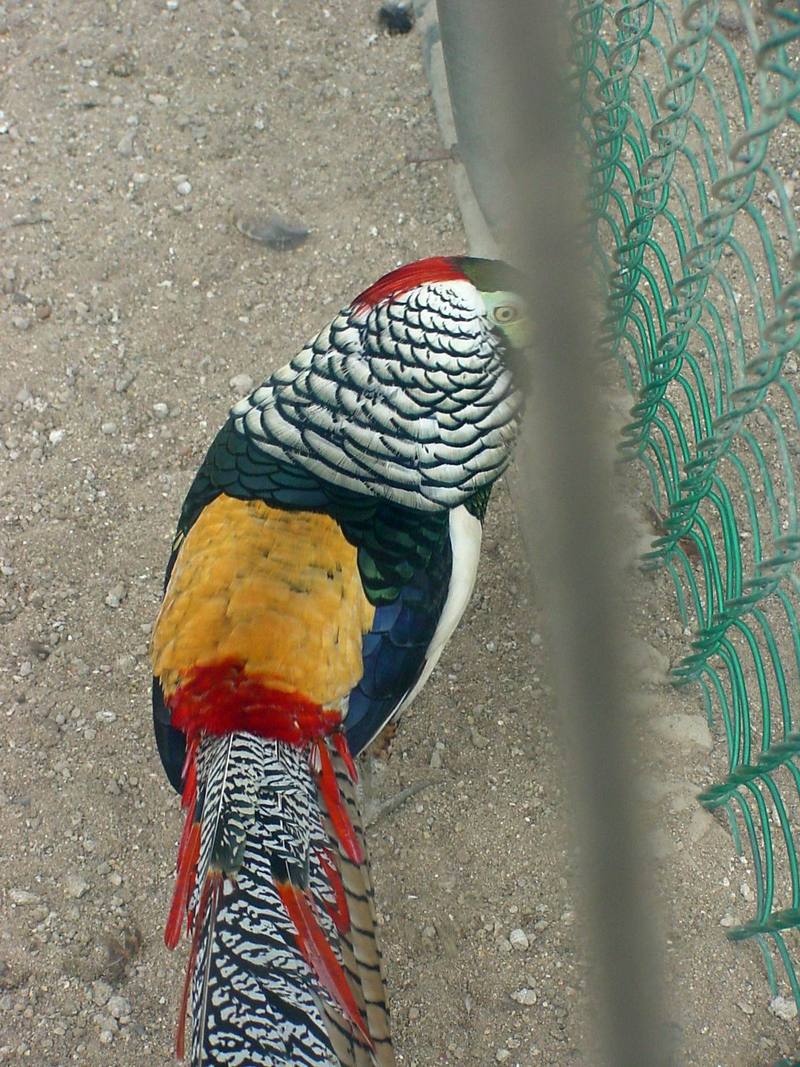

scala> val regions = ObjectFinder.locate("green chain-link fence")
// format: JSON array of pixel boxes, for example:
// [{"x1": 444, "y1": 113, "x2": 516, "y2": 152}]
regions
[{"x1": 572, "y1": 0, "x2": 800, "y2": 1011}]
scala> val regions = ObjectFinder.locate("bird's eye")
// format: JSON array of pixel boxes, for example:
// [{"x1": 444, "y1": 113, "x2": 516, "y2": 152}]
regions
[{"x1": 493, "y1": 304, "x2": 519, "y2": 324}]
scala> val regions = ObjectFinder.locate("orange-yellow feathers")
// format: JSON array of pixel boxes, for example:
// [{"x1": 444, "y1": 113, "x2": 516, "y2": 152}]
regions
[{"x1": 152, "y1": 496, "x2": 375, "y2": 706}]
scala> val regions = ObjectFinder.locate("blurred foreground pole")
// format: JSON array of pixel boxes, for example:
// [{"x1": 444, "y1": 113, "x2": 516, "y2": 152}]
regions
[{"x1": 437, "y1": 3, "x2": 673, "y2": 1066}]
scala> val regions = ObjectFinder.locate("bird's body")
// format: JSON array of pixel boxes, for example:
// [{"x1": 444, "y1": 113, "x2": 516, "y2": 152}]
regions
[{"x1": 151, "y1": 256, "x2": 527, "y2": 1065}]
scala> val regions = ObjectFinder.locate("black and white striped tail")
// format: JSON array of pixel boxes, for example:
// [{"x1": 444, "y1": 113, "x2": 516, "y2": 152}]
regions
[{"x1": 181, "y1": 732, "x2": 394, "y2": 1066}]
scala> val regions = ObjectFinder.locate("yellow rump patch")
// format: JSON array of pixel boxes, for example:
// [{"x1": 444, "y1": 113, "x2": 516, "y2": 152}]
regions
[{"x1": 152, "y1": 497, "x2": 375, "y2": 707}]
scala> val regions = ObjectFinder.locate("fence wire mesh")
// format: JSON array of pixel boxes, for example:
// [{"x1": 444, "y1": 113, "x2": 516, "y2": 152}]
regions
[{"x1": 572, "y1": 0, "x2": 800, "y2": 1010}]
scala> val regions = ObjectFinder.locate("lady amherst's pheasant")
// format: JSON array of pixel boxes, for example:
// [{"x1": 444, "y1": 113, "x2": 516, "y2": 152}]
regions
[{"x1": 151, "y1": 255, "x2": 528, "y2": 1066}]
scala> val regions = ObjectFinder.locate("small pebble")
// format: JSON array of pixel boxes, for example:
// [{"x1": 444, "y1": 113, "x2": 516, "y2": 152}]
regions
[
  {"x1": 107, "y1": 995, "x2": 131, "y2": 1020},
  {"x1": 175, "y1": 179, "x2": 192, "y2": 196},
  {"x1": 101, "y1": 421, "x2": 118, "y2": 436},
  {"x1": 229, "y1": 373, "x2": 254, "y2": 395},
  {"x1": 115, "y1": 369, "x2": 138, "y2": 392},
  {"x1": 49, "y1": 430, "x2": 65, "y2": 445},
  {"x1": 92, "y1": 980, "x2": 112, "y2": 1007},
  {"x1": 234, "y1": 212, "x2": 309, "y2": 251},
  {"x1": 9, "y1": 889, "x2": 40, "y2": 906},
  {"x1": 769, "y1": 995, "x2": 798, "y2": 1021},
  {"x1": 105, "y1": 584, "x2": 127, "y2": 609},
  {"x1": 116, "y1": 131, "x2": 136, "y2": 157},
  {"x1": 152, "y1": 402, "x2": 169, "y2": 419},
  {"x1": 11, "y1": 315, "x2": 31, "y2": 331},
  {"x1": 64, "y1": 875, "x2": 89, "y2": 900},
  {"x1": 511, "y1": 987, "x2": 537, "y2": 1006},
  {"x1": 509, "y1": 928, "x2": 529, "y2": 951}
]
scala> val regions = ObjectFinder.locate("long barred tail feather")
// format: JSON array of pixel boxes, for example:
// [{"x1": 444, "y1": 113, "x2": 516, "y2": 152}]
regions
[
  {"x1": 318, "y1": 748, "x2": 396, "y2": 1067},
  {"x1": 166, "y1": 731, "x2": 394, "y2": 1065}
]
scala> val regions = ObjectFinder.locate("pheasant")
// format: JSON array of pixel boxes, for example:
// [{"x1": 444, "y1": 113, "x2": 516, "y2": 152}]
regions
[{"x1": 151, "y1": 255, "x2": 528, "y2": 1065}]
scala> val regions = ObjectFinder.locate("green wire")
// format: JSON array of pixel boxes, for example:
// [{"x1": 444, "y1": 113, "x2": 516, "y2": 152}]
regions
[{"x1": 574, "y1": 0, "x2": 800, "y2": 1010}]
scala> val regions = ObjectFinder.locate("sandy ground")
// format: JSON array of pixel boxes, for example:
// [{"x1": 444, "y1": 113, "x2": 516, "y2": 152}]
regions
[{"x1": 0, "y1": 2, "x2": 798, "y2": 1065}]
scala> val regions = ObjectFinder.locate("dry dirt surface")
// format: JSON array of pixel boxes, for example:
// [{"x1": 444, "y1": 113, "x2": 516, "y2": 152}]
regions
[{"x1": 0, "y1": 2, "x2": 798, "y2": 1066}]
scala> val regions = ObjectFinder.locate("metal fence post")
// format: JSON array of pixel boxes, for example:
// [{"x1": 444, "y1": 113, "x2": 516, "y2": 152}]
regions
[{"x1": 435, "y1": 3, "x2": 674, "y2": 1064}]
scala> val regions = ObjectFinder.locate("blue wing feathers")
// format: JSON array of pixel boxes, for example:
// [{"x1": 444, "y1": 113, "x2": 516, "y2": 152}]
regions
[{"x1": 344, "y1": 535, "x2": 452, "y2": 757}]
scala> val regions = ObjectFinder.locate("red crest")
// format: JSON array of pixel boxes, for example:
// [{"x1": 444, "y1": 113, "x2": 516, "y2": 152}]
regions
[{"x1": 352, "y1": 255, "x2": 466, "y2": 312}]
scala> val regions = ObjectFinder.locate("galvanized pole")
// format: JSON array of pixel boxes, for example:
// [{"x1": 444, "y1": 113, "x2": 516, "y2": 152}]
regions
[{"x1": 436, "y1": 2, "x2": 674, "y2": 1065}]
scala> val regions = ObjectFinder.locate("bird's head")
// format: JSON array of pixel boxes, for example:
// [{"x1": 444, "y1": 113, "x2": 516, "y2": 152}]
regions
[{"x1": 453, "y1": 256, "x2": 531, "y2": 352}]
